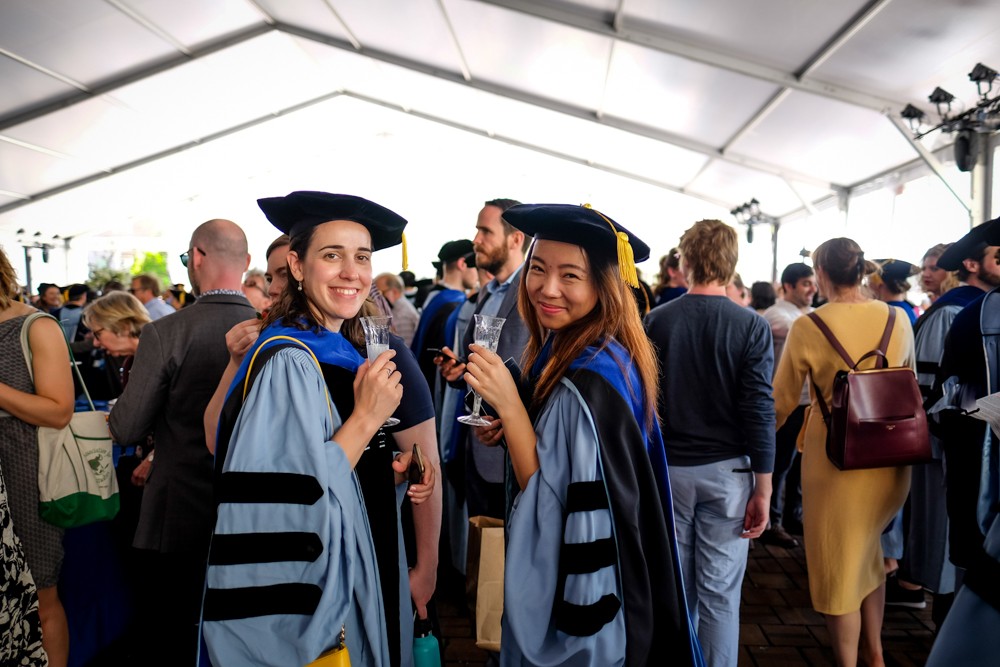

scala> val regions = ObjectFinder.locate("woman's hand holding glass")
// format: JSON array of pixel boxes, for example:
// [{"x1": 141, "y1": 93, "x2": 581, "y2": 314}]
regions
[
  {"x1": 463, "y1": 343, "x2": 519, "y2": 419},
  {"x1": 353, "y1": 349, "x2": 403, "y2": 430}
]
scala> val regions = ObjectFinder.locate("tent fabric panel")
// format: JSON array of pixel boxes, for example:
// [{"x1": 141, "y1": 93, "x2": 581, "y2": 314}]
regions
[
  {"x1": 603, "y1": 41, "x2": 784, "y2": 146},
  {"x1": 622, "y1": 0, "x2": 875, "y2": 72},
  {"x1": 445, "y1": 0, "x2": 613, "y2": 111}
]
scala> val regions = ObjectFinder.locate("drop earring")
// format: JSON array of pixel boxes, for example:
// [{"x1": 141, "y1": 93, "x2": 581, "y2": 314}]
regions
[{"x1": 297, "y1": 281, "x2": 303, "y2": 291}]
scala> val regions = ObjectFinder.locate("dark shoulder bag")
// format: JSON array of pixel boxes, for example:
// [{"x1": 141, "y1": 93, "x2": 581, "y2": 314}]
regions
[{"x1": 808, "y1": 306, "x2": 932, "y2": 470}]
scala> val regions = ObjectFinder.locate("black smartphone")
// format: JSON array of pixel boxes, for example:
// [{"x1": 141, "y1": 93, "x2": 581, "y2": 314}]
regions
[
  {"x1": 407, "y1": 443, "x2": 426, "y2": 484},
  {"x1": 426, "y1": 347, "x2": 467, "y2": 365}
]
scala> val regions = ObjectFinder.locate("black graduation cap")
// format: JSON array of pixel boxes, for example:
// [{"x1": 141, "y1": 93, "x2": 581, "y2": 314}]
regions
[
  {"x1": 936, "y1": 216, "x2": 1000, "y2": 271},
  {"x1": 432, "y1": 239, "x2": 475, "y2": 271},
  {"x1": 500, "y1": 203, "x2": 649, "y2": 287},
  {"x1": 873, "y1": 259, "x2": 919, "y2": 283},
  {"x1": 257, "y1": 191, "x2": 408, "y2": 268}
]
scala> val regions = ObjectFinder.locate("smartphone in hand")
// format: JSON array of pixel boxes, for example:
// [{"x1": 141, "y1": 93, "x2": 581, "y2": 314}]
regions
[
  {"x1": 407, "y1": 443, "x2": 426, "y2": 484},
  {"x1": 427, "y1": 347, "x2": 467, "y2": 365}
]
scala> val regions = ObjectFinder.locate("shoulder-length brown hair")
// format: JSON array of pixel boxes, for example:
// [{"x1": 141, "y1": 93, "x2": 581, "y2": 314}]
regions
[
  {"x1": 260, "y1": 224, "x2": 376, "y2": 347},
  {"x1": 518, "y1": 242, "x2": 660, "y2": 432}
]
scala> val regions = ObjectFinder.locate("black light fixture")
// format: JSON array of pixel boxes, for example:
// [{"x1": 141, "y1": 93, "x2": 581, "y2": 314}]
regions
[
  {"x1": 730, "y1": 198, "x2": 774, "y2": 244},
  {"x1": 969, "y1": 62, "x2": 998, "y2": 98},
  {"x1": 901, "y1": 104, "x2": 925, "y2": 132},
  {"x1": 902, "y1": 63, "x2": 1000, "y2": 172},
  {"x1": 928, "y1": 87, "x2": 956, "y2": 118}
]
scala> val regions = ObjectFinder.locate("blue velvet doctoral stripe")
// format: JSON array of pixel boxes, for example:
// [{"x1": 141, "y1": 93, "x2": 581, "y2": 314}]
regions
[
  {"x1": 410, "y1": 288, "x2": 466, "y2": 356},
  {"x1": 224, "y1": 321, "x2": 364, "y2": 405},
  {"x1": 935, "y1": 284, "x2": 985, "y2": 310}
]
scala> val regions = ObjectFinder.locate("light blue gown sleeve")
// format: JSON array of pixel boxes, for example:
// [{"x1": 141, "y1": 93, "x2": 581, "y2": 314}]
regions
[
  {"x1": 203, "y1": 348, "x2": 389, "y2": 667},
  {"x1": 501, "y1": 380, "x2": 626, "y2": 667}
]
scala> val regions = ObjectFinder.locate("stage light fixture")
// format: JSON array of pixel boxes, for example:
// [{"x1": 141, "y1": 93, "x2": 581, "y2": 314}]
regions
[{"x1": 969, "y1": 62, "x2": 998, "y2": 98}]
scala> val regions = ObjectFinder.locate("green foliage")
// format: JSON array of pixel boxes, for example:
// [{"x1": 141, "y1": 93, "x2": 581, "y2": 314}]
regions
[
  {"x1": 87, "y1": 266, "x2": 130, "y2": 291},
  {"x1": 130, "y1": 252, "x2": 172, "y2": 288}
]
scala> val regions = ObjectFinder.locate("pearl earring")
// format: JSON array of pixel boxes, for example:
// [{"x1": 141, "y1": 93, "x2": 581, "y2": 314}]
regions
[{"x1": 297, "y1": 281, "x2": 303, "y2": 292}]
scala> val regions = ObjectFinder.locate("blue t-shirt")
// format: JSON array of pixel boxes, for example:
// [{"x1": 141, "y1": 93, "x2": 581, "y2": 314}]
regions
[{"x1": 384, "y1": 333, "x2": 434, "y2": 429}]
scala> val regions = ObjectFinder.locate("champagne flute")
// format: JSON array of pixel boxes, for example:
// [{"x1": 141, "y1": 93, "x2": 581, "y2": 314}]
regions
[
  {"x1": 360, "y1": 315, "x2": 400, "y2": 428},
  {"x1": 458, "y1": 314, "x2": 506, "y2": 427}
]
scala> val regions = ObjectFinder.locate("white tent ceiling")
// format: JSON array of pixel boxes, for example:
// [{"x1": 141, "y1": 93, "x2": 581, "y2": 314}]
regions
[{"x1": 1, "y1": 0, "x2": 999, "y2": 278}]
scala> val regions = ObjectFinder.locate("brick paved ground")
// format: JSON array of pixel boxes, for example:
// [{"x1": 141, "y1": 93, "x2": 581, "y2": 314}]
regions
[{"x1": 437, "y1": 540, "x2": 936, "y2": 666}]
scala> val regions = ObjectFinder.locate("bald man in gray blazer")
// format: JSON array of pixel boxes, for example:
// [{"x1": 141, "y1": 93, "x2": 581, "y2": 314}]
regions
[{"x1": 109, "y1": 218, "x2": 255, "y2": 666}]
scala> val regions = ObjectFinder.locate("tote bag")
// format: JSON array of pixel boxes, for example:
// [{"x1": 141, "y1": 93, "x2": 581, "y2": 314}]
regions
[{"x1": 21, "y1": 312, "x2": 119, "y2": 528}]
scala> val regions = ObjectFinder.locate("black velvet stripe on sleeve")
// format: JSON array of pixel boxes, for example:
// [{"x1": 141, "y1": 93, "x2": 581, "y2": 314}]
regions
[
  {"x1": 553, "y1": 594, "x2": 622, "y2": 637},
  {"x1": 569, "y1": 368, "x2": 698, "y2": 667},
  {"x1": 559, "y1": 537, "x2": 617, "y2": 575},
  {"x1": 202, "y1": 583, "x2": 322, "y2": 621},
  {"x1": 216, "y1": 472, "x2": 323, "y2": 505},
  {"x1": 565, "y1": 481, "x2": 610, "y2": 513},
  {"x1": 209, "y1": 532, "x2": 324, "y2": 565}
]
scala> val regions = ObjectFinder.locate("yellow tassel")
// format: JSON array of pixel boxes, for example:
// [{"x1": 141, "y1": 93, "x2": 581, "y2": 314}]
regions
[
  {"x1": 616, "y1": 231, "x2": 639, "y2": 288},
  {"x1": 401, "y1": 232, "x2": 408, "y2": 272},
  {"x1": 587, "y1": 204, "x2": 639, "y2": 288}
]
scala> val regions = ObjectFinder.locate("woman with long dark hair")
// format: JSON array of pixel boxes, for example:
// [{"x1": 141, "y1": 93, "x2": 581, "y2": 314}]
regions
[
  {"x1": 463, "y1": 204, "x2": 702, "y2": 666},
  {"x1": 201, "y1": 192, "x2": 435, "y2": 667}
]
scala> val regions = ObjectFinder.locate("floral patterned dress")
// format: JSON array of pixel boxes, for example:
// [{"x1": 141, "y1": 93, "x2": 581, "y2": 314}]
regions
[{"x1": 0, "y1": 459, "x2": 47, "y2": 665}]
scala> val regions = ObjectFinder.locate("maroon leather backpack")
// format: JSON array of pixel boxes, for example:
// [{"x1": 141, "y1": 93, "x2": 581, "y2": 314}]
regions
[{"x1": 808, "y1": 306, "x2": 932, "y2": 470}]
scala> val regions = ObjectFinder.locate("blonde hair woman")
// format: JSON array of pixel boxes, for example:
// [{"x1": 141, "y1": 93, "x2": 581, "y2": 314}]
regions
[{"x1": 83, "y1": 291, "x2": 152, "y2": 359}]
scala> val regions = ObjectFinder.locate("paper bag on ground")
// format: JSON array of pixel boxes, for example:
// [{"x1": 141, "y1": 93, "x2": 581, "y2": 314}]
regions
[
  {"x1": 465, "y1": 516, "x2": 503, "y2": 614},
  {"x1": 475, "y1": 521, "x2": 504, "y2": 652}
]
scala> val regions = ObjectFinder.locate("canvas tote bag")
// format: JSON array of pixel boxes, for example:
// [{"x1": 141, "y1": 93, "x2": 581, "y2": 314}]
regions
[{"x1": 20, "y1": 312, "x2": 119, "y2": 527}]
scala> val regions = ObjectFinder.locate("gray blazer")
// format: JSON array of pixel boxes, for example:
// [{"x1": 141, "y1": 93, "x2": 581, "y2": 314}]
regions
[
  {"x1": 109, "y1": 293, "x2": 256, "y2": 554},
  {"x1": 460, "y1": 266, "x2": 530, "y2": 483}
]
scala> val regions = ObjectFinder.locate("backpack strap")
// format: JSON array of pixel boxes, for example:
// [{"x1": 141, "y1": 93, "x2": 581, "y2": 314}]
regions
[
  {"x1": 806, "y1": 312, "x2": 855, "y2": 368},
  {"x1": 806, "y1": 305, "x2": 897, "y2": 424},
  {"x1": 874, "y1": 304, "x2": 896, "y2": 370}
]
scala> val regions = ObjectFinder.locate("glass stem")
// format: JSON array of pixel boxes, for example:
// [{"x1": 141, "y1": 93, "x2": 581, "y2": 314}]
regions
[{"x1": 471, "y1": 392, "x2": 483, "y2": 417}]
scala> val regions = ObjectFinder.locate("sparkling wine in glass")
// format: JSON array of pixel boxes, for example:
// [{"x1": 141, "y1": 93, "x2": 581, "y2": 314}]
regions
[
  {"x1": 458, "y1": 314, "x2": 506, "y2": 427},
  {"x1": 360, "y1": 315, "x2": 399, "y2": 428}
]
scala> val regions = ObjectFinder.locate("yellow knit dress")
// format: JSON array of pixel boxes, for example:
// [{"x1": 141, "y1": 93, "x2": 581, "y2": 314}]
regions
[{"x1": 773, "y1": 300, "x2": 913, "y2": 615}]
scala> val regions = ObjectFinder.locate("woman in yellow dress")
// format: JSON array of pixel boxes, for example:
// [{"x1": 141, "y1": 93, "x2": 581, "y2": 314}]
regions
[{"x1": 773, "y1": 238, "x2": 913, "y2": 667}]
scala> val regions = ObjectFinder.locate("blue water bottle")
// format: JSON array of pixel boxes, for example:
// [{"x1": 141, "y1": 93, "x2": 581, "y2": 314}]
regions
[{"x1": 413, "y1": 616, "x2": 442, "y2": 667}]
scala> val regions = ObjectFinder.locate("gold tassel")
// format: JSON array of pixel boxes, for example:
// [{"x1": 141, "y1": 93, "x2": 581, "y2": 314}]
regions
[
  {"x1": 585, "y1": 204, "x2": 639, "y2": 288},
  {"x1": 616, "y1": 230, "x2": 639, "y2": 288},
  {"x1": 401, "y1": 232, "x2": 408, "y2": 272}
]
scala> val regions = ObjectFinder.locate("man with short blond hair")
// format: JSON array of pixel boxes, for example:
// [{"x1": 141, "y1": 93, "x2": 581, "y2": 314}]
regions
[{"x1": 644, "y1": 219, "x2": 775, "y2": 667}]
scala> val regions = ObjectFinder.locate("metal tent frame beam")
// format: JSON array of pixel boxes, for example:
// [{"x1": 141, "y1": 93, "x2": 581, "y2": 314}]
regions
[{"x1": 472, "y1": 0, "x2": 905, "y2": 113}]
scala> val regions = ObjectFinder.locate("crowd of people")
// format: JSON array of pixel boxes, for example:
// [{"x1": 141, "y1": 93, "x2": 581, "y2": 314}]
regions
[{"x1": 2, "y1": 194, "x2": 1000, "y2": 667}]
